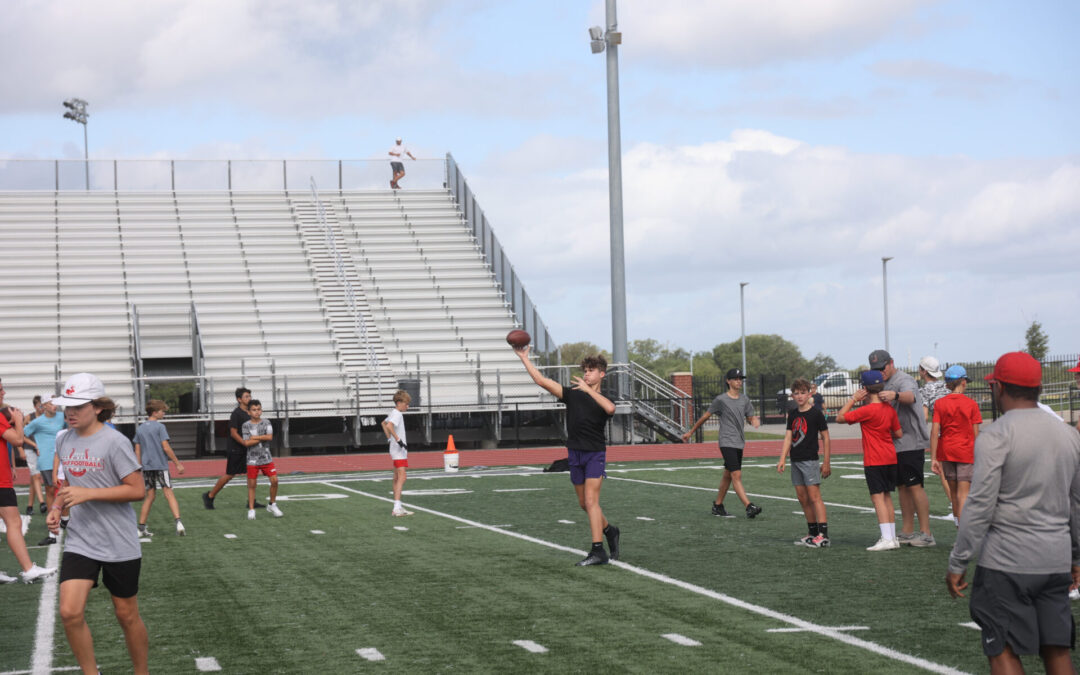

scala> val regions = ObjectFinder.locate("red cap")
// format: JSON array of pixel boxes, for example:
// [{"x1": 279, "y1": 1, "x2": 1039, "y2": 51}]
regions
[
  {"x1": 984, "y1": 352, "x2": 1042, "y2": 387},
  {"x1": 1068, "y1": 358, "x2": 1080, "y2": 373}
]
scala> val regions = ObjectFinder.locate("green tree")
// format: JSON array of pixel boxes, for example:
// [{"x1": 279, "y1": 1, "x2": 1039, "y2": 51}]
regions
[
  {"x1": 711, "y1": 334, "x2": 813, "y2": 382},
  {"x1": 1024, "y1": 320, "x2": 1049, "y2": 361},
  {"x1": 558, "y1": 341, "x2": 611, "y2": 368},
  {"x1": 629, "y1": 339, "x2": 692, "y2": 378}
]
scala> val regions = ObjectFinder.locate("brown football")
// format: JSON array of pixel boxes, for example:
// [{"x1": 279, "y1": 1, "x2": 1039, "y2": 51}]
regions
[{"x1": 506, "y1": 329, "x2": 531, "y2": 349}]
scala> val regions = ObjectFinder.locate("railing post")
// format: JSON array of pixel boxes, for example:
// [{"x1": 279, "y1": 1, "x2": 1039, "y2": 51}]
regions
[
  {"x1": 171, "y1": 160, "x2": 175, "y2": 191},
  {"x1": 113, "y1": 160, "x2": 118, "y2": 191},
  {"x1": 54, "y1": 160, "x2": 59, "y2": 190},
  {"x1": 476, "y1": 353, "x2": 483, "y2": 405},
  {"x1": 228, "y1": 160, "x2": 232, "y2": 190},
  {"x1": 338, "y1": 159, "x2": 343, "y2": 191},
  {"x1": 283, "y1": 160, "x2": 287, "y2": 190}
]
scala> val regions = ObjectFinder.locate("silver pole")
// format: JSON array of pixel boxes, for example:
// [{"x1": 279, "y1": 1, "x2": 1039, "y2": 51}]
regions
[
  {"x1": 83, "y1": 123, "x2": 89, "y2": 191},
  {"x1": 882, "y1": 257, "x2": 893, "y2": 352},
  {"x1": 740, "y1": 282, "x2": 748, "y2": 376},
  {"x1": 603, "y1": 0, "x2": 628, "y2": 388}
]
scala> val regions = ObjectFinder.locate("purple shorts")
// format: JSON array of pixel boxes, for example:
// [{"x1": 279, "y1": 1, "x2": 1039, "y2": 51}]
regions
[{"x1": 568, "y1": 449, "x2": 606, "y2": 485}]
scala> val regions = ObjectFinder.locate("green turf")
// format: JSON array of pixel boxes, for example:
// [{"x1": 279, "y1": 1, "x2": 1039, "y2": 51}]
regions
[
  {"x1": 699, "y1": 430, "x2": 785, "y2": 441},
  {"x1": 1, "y1": 463, "x2": 1074, "y2": 673}
]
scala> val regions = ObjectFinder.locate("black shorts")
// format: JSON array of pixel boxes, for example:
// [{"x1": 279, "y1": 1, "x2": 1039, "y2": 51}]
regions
[
  {"x1": 864, "y1": 464, "x2": 897, "y2": 495},
  {"x1": 226, "y1": 452, "x2": 247, "y2": 476},
  {"x1": 896, "y1": 450, "x2": 925, "y2": 487},
  {"x1": 390, "y1": 161, "x2": 404, "y2": 173},
  {"x1": 720, "y1": 447, "x2": 744, "y2": 472},
  {"x1": 143, "y1": 470, "x2": 172, "y2": 490},
  {"x1": 60, "y1": 552, "x2": 142, "y2": 598},
  {"x1": 969, "y1": 566, "x2": 1075, "y2": 656},
  {"x1": 0, "y1": 487, "x2": 17, "y2": 508}
]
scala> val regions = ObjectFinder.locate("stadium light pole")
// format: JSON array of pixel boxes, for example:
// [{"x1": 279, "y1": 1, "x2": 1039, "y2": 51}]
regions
[
  {"x1": 882, "y1": 257, "x2": 893, "y2": 352},
  {"x1": 62, "y1": 98, "x2": 90, "y2": 190},
  {"x1": 740, "y1": 282, "x2": 749, "y2": 377},
  {"x1": 589, "y1": 0, "x2": 628, "y2": 396}
]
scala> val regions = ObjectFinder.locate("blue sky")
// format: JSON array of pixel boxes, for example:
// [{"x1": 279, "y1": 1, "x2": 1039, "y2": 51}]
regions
[{"x1": 2, "y1": 0, "x2": 1077, "y2": 371}]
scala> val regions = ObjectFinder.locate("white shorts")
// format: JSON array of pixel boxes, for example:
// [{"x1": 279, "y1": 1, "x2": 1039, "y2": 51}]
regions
[
  {"x1": 389, "y1": 442, "x2": 408, "y2": 462},
  {"x1": 25, "y1": 448, "x2": 41, "y2": 476}
]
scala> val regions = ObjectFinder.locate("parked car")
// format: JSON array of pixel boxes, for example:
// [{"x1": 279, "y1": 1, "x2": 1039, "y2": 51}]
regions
[{"x1": 812, "y1": 371, "x2": 858, "y2": 411}]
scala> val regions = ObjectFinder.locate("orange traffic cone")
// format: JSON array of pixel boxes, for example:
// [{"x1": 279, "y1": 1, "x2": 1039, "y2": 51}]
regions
[{"x1": 443, "y1": 434, "x2": 459, "y2": 472}]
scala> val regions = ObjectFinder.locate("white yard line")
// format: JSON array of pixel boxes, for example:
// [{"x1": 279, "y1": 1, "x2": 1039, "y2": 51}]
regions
[
  {"x1": 30, "y1": 540, "x2": 62, "y2": 675},
  {"x1": 321, "y1": 481, "x2": 968, "y2": 675},
  {"x1": 767, "y1": 625, "x2": 868, "y2": 633},
  {"x1": 661, "y1": 633, "x2": 701, "y2": 646},
  {"x1": 512, "y1": 640, "x2": 548, "y2": 653},
  {"x1": 356, "y1": 648, "x2": 385, "y2": 661},
  {"x1": 608, "y1": 475, "x2": 876, "y2": 513},
  {"x1": 194, "y1": 656, "x2": 222, "y2": 671}
]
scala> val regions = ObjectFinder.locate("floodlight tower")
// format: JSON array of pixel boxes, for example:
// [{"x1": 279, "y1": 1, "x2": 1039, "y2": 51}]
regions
[
  {"x1": 62, "y1": 98, "x2": 89, "y2": 190},
  {"x1": 589, "y1": 0, "x2": 627, "y2": 395}
]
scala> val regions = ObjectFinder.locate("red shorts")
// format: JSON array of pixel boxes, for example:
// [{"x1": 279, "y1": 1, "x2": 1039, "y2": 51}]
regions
[
  {"x1": 247, "y1": 463, "x2": 277, "y2": 479},
  {"x1": 393, "y1": 459, "x2": 408, "y2": 468}
]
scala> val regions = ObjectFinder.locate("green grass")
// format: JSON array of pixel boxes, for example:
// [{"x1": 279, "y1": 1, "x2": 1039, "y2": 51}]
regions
[
  {"x1": 699, "y1": 430, "x2": 785, "y2": 441},
  {"x1": 0, "y1": 461, "x2": 1068, "y2": 673}
]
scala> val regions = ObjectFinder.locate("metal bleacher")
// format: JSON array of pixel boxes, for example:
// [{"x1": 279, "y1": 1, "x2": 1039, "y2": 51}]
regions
[{"x1": 0, "y1": 163, "x2": 551, "y2": 423}]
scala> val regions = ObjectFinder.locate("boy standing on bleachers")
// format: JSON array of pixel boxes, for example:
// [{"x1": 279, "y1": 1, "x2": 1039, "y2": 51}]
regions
[
  {"x1": 930, "y1": 365, "x2": 983, "y2": 524},
  {"x1": 837, "y1": 370, "x2": 904, "y2": 551},
  {"x1": 244, "y1": 401, "x2": 282, "y2": 520},
  {"x1": 133, "y1": 400, "x2": 186, "y2": 537},
  {"x1": 776, "y1": 378, "x2": 832, "y2": 547}
]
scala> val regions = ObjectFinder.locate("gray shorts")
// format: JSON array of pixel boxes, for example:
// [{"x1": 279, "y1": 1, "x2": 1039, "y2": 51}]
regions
[
  {"x1": 790, "y1": 460, "x2": 821, "y2": 487},
  {"x1": 25, "y1": 448, "x2": 40, "y2": 476},
  {"x1": 39, "y1": 470, "x2": 54, "y2": 487},
  {"x1": 143, "y1": 470, "x2": 172, "y2": 490},
  {"x1": 969, "y1": 566, "x2": 1075, "y2": 656},
  {"x1": 941, "y1": 460, "x2": 973, "y2": 482}
]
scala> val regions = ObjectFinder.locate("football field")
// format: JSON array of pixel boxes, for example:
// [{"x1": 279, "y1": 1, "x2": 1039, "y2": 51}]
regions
[{"x1": 1, "y1": 457, "x2": 1064, "y2": 674}]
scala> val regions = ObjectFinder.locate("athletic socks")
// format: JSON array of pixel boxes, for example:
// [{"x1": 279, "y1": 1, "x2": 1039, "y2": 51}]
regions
[
  {"x1": 591, "y1": 542, "x2": 605, "y2": 554},
  {"x1": 878, "y1": 523, "x2": 896, "y2": 540},
  {"x1": 818, "y1": 523, "x2": 828, "y2": 538},
  {"x1": 807, "y1": 523, "x2": 819, "y2": 537},
  {"x1": 393, "y1": 500, "x2": 402, "y2": 510}
]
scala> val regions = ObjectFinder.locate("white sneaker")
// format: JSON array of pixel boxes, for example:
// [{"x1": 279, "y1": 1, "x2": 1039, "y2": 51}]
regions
[
  {"x1": 1070, "y1": 587, "x2": 1080, "y2": 601},
  {"x1": 866, "y1": 537, "x2": 900, "y2": 552},
  {"x1": 0, "y1": 570, "x2": 18, "y2": 584},
  {"x1": 266, "y1": 503, "x2": 284, "y2": 518},
  {"x1": 176, "y1": 521, "x2": 186, "y2": 536},
  {"x1": 392, "y1": 508, "x2": 414, "y2": 517},
  {"x1": 20, "y1": 564, "x2": 57, "y2": 583},
  {"x1": 247, "y1": 509, "x2": 256, "y2": 521}
]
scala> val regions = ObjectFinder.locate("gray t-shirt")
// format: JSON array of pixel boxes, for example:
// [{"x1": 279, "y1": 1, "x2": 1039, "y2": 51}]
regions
[
  {"x1": 948, "y1": 408, "x2": 1080, "y2": 575},
  {"x1": 243, "y1": 419, "x2": 273, "y2": 466},
  {"x1": 707, "y1": 393, "x2": 756, "y2": 450},
  {"x1": 133, "y1": 419, "x2": 170, "y2": 471},
  {"x1": 884, "y1": 369, "x2": 929, "y2": 452},
  {"x1": 56, "y1": 427, "x2": 142, "y2": 562}
]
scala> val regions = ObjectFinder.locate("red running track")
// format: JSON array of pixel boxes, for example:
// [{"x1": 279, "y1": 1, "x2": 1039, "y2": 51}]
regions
[{"x1": 12, "y1": 439, "x2": 864, "y2": 482}]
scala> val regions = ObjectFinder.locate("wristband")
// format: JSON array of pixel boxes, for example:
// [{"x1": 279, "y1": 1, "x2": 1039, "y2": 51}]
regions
[{"x1": 51, "y1": 504, "x2": 63, "y2": 511}]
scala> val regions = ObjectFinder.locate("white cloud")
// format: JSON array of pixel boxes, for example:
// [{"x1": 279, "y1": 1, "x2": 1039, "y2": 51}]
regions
[
  {"x1": 472, "y1": 130, "x2": 1079, "y2": 365},
  {"x1": 616, "y1": 0, "x2": 936, "y2": 68}
]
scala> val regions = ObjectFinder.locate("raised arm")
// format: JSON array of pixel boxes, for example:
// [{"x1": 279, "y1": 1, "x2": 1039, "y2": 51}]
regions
[{"x1": 515, "y1": 346, "x2": 563, "y2": 399}]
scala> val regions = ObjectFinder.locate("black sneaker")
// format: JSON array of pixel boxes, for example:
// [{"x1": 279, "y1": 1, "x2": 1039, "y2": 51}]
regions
[
  {"x1": 26, "y1": 505, "x2": 33, "y2": 516},
  {"x1": 746, "y1": 503, "x2": 763, "y2": 519},
  {"x1": 202, "y1": 491, "x2": 214, "y2": 510},
  {"x1": 39, "y1": 503, "x2": 47, "y2": 515},
  {"x1": 37, "y1": 535, "x2": 57, "y2": 547},
  {"x1": 251, "y1": 500, "x2": 265, "y2": 509},
  {"x1": 711, "y1": 502, "x2": 731, "y2": 517},
  {"x1": 575, "y1": 550, "x2": 609, "y2": 566},
  {"x1": 605, "y1": 526, "x2": 621, "y2": 561}
]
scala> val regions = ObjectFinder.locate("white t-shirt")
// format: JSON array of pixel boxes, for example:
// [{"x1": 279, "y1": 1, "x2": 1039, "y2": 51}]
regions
[
  {"x1": 388, "y1": 143, "x2": 410, "y2": 163},
  {"x1": 385, "y1": 409, "x2": 407, "y2": 459}
]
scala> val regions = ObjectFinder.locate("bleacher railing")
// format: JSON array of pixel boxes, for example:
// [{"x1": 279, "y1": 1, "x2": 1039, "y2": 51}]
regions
[
  {"x1": 0, "y1": 159, "x2": 448, "y2": 192},
  {"x1": 445, "y1": 152, "x2": 554, "y2": 356}
]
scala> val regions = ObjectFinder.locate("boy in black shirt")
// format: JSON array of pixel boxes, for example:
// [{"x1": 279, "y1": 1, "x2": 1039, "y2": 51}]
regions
[
  {"x1": 776, "y1": 378, "x2": 832, "y2": 547},
  {"x1": 515, "y1": 345, "x2": 619, "y2": 566}
]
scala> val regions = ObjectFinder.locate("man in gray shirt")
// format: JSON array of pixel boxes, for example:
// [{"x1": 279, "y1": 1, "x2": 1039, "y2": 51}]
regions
[
  {"x1": 682, "y1": 368, "x2": 762, "y2": 518},
  {"x1": 947, "y1": 352, "x2": 1080, "y2": 673},
  {"x1": 869, "y1": 349, "x2": 934, "y2": 547}
]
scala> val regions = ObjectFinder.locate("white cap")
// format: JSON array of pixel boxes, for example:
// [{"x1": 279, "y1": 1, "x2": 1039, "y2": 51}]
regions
[
  {"x1": 918, "y1": 356, "x2": 943, "y2": 379},
  {"x1": 39, "y1": 393, "x2": 56, "y2": 406},
  {"x1": 50, "y1": 373, "x2": 106, "y2": 406},
  {"x1": 395, "y1": 137, "x2": 402, "y2": 142}
]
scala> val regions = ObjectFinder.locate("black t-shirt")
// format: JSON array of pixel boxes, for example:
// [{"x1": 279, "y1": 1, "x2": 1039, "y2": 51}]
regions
[
  {"x1": 812, "y1": 393, "x2": 825, "y2": 410},
  {"x1": 228, "y1": 406, "x2": 251, "y2": 455},
  {"x1": 560, "y1": 387, "x2": 612, "y2": 453},
  {"x1": 786, "y1": 406, "x2": 829, "y2": 462}
]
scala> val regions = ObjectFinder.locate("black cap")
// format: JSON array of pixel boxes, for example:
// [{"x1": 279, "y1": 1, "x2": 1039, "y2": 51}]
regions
[
  {"x1": 725, "y1": 368, "x2": 747, "y2": 380},
  {"x1": 868, "y1": 349, "x2": 892, "y2": 370}
]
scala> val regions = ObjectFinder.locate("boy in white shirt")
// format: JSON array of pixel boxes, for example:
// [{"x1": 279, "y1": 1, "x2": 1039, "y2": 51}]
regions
[{"x1": 381, "y1": 391, "x2": 412, "y2": 516}]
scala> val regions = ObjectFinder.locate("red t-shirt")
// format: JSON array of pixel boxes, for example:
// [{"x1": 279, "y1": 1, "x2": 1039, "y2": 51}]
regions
[
  {"x1": 0, "y1": 415, "x2": 12, "y2": 488},
  {"x1": 844, "y1": 401, "x2": 900, "y2": 466},
  {"x1": 932, "y1": 393, "x2": 982, "y2": 463}
]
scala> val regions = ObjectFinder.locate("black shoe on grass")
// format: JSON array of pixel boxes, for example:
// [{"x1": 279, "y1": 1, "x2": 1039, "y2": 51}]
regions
[
  {"x1": 575, "y1": 550, "x2": 610, "y2": 567},
  {"x1": 202, "y1": 491, "x2": 214, "y2": 510},
  {"x1": 745, "y1": 503, "x2": 763, "y2": 519},
  {"x1": 39, "y1": 503, "x2": 47, "y2": 515},
  {"x1": 711, "y1": 502, "x2": 732, "y2": 517},
  {"x1": 251, "y1": 500, "x2": 265, "y2": 509},
  {"x1": 604, "y1": 525, "x2": 621, "y2": 561}
]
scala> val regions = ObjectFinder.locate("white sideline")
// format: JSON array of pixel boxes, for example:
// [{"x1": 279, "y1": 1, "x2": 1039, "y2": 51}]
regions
[
  {"x1": 30, "y1": 540, "x2": 62, "y2": 675},
  {"x1": 323, "y1": 480, "x2": 969, "y2": 675},
  {"x1": 661, "y1": 633, "x2": 701, "y2": 646},
  {"x1": 512, "y1": 640, "x2": 548, "y2": 654},
  {"x1": 608, "y1": 475, "x2": 876, "y2": 513}
]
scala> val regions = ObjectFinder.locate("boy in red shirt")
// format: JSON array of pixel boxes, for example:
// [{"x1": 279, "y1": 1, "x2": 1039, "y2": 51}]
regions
[
  {"x1": 930, "y1": 365, "x2": 982, "y2": 524},
  {"x1": 837, "y1": 370, "x2": 904, "y2": 551}
]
